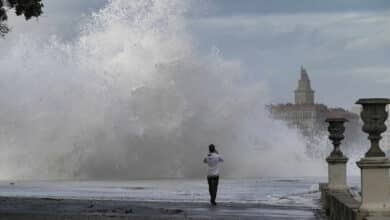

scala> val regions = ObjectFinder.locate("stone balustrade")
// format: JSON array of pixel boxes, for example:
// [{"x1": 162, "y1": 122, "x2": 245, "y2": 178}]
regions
[{"x1": 321, "y1": 98, "x2": 390, "y2": 220}]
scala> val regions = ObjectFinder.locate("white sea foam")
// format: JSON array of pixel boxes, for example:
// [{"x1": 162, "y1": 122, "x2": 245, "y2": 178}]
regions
[{"x1": 0, "y1": 0, "x2": 325, "y2": 179}]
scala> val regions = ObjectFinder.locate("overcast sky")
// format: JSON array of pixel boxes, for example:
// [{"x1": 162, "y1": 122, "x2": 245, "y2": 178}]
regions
[{"x1": 2, "y1": 0, "x2": 390, "y2": 109}]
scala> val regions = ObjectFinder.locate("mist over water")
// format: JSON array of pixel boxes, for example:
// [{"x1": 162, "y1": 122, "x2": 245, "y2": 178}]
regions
[{"x1": 0, "y1": 0, "x2": 325, "y2": 180}]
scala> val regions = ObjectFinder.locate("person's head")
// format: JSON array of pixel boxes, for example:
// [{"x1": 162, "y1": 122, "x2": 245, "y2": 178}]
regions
[{"x1": 209, "y1": 144, "x2": 216, "y2": 153}]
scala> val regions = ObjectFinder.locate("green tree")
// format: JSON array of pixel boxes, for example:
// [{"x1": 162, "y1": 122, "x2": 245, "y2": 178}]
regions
[{"x1": 0, "y1": 0, "x2": 44, "y2": 36}]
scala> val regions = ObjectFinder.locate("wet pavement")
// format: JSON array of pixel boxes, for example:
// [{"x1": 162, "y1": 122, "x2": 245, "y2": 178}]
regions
[{"x1": 0, "y1": 197, "x2": 326, "y2": 219}]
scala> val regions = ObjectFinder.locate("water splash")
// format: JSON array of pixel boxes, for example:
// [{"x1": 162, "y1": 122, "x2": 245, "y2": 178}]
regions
[{"x1": 0, "y1": 0, "x2": 325, "y2": 179}]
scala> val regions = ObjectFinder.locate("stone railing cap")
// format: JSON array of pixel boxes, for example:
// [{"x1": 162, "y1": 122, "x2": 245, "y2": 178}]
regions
[{"x1": 327, "y1": 156, "x2": 348, "y2": 163}]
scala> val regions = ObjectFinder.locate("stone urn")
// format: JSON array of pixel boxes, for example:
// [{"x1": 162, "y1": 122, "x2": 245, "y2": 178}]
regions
[
  {"x1": 356, "y1": 98, "x2": 390, "y2": 157},
  {"x1": 326, "y1": 117, "x2": 348, "y2": 160},
  {"x1": 325, "y1": 117, "x2": 348, "y2": 190}
]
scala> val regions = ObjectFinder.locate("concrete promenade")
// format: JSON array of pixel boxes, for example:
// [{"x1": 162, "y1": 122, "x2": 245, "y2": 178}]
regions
[{"x1": 0, "y1": 196, "x2": 327, "y2": 220}]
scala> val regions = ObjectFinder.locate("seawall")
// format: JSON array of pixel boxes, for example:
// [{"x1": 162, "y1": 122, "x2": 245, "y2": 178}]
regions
[{"x1": 320, "y1": 183, "x2": 390, "y2": 220}]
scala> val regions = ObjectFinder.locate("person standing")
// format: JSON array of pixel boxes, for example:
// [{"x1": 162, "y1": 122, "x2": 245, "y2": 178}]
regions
[{"x1": 203, "y1": 144, "x2": 224, "y2": 206}]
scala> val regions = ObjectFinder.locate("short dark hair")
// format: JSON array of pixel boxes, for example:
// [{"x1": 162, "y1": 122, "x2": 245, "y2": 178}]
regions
[{"x1": 209, "y1": 144, "x2": 216, "y2": 153}]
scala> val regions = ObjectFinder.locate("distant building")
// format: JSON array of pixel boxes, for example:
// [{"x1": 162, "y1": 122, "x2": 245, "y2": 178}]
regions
[
  {"x1": 268, "y1": 67, "x2": 362, "y2": 155},
  {"x1": 269, "y1": 67, "x2": 328, "y2": 137}
]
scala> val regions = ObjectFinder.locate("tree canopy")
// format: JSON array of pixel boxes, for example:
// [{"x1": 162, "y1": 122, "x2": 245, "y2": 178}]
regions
[{"x1": 0, "y1": 0, "x2": 44, "y2": 36}]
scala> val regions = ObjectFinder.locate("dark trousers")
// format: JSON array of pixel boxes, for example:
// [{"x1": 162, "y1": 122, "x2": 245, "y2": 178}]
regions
[{"x1": 207, "y1": 175, "x2": 219, "y2": 203}]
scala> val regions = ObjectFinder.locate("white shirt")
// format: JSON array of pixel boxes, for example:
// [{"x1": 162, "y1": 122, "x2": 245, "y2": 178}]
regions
[{"x1": 203, "y1": 152, "x2": 224, "y2": 176}]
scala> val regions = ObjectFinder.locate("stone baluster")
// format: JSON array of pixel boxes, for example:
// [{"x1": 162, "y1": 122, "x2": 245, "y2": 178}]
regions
[
  {"x1": 356, "y1": 98, "x2": 390, "y2": 214},
  {"x1": 326, "y1": 117, "x2": 348, "y2": 190}
]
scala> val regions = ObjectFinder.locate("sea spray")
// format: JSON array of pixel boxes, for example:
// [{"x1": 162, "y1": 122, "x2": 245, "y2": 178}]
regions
[{"x1": 0, "y1": 0, "x2": 325, "y2": 179}]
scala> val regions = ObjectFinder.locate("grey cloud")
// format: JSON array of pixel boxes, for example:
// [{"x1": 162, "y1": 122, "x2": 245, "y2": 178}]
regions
[
  {"x1": 188, "y1": 10, "x2": 390, "y2": 108},
  {"x1": 200, "y1": 0, "x2": 390, "y2": 16}
]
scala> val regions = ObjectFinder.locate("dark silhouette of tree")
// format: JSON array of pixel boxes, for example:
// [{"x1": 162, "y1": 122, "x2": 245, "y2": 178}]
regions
[{"x1": 0, "y1": 0, "x2": 44, "y2": 36}]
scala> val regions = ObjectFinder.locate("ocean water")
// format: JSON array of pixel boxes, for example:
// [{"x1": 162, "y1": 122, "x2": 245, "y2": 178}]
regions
[{"x1": 0, "y1": 177, "x2": 330, "y2": 207}]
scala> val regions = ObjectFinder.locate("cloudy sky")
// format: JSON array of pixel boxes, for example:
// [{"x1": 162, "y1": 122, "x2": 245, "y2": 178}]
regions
[{"x1": 2, "y1": 0, "x2": 390, "y2": 109}]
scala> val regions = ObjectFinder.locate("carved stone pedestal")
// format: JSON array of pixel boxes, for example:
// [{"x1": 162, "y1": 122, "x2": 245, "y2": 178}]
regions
[
  {"x1": 327, "y1": 157, "x2": 348, "y2": 190},
  {"x1": 355, "y1": 98, "x2": 390, "y2": 215},
  {"x1": 357, "y1": 157, "x2": 390, "y2": 213}
]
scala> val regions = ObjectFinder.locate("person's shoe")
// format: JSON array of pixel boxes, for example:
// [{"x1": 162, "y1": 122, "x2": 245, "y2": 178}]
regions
[{"x1": 211, "y1": 200, "x2": 217, "y2": 206}]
